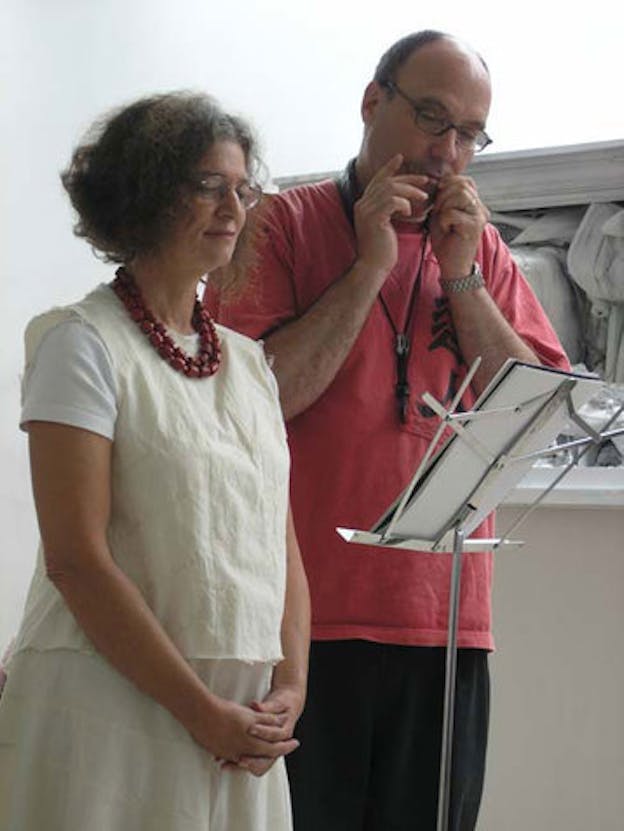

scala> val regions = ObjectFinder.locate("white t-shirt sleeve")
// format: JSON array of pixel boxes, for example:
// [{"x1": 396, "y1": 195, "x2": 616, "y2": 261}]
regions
[{"x1": 20, "y1": 319, "x2": 117, "y2": 439}]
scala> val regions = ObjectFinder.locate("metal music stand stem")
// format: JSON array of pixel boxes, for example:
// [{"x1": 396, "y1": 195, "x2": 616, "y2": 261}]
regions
[{"x1": 436, "y1": 525, "x2": 466, "y2": 831}]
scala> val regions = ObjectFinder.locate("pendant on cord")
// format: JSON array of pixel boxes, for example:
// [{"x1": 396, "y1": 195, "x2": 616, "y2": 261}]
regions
[{"x1": 395, "y1": 332, "x2": 411, "y2": 423}]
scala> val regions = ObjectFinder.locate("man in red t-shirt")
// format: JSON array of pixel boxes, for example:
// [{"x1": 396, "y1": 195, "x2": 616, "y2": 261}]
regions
[{"x1": 207, "y1": 30, "x2": 569, "y2": 831}]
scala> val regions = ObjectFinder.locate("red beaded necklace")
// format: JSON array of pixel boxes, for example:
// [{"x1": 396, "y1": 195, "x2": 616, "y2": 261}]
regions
[{"x1": 111, "y1": 267, "x2": 221, "y2": 379}]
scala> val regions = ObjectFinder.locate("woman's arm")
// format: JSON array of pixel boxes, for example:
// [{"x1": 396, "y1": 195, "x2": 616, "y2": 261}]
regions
[
  {"x1": 28, "y1": 421, "x2": 298, "y2": 765},
  {"x1": 262, "y1": 505, "x2": 310, "y2": 720},
  {"x1": 230, "y1": 504, "x2": 311, "y2": 775}
]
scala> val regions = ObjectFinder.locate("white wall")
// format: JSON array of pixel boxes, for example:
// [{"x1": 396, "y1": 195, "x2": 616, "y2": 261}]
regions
[{"x1": 479, "y1": 505, "x2": 624, "y2": 830}]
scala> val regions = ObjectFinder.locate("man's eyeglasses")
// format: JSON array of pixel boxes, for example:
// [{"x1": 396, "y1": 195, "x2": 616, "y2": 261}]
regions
[
  {"x1": 191, "y1": 174, "x2": 263, "y2": 210},
  {"x1": 380, "y1": 80, "x2": 492, "y2": 153}
]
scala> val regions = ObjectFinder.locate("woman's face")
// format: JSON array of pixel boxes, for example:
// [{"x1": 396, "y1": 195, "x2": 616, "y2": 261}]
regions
[{"x1": 162, "y1": 139, "x2": 250, "y2": 277}]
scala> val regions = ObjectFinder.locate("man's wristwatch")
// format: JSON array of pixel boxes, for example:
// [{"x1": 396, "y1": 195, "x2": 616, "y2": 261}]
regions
[{"x1": 439, "y1": 262, "x2": 485, "y2": 294}]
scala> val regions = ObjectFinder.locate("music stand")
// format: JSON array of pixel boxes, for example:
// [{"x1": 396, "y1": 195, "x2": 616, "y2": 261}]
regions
[{"x1": 337, "y1": 359, "x2": 620, "y2": 831}]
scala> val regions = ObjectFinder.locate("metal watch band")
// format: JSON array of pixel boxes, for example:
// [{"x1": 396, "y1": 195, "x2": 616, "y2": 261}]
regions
[{"x1": 439, "y1": 262, "x2": 485, "y2": 294}]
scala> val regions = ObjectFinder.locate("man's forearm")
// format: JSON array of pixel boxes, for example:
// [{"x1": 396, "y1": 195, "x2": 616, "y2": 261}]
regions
[
  {"x1": 447, "y1": 286, "x2": 539, "y2": 393},
  {"x1": 264, "y1": 259, "x2": 389, "y2": 420}
]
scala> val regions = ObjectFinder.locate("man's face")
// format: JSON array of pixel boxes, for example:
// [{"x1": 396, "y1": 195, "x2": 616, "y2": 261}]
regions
[{"x1": 359, "y1": 38, "x2": 492, "y2": 201}]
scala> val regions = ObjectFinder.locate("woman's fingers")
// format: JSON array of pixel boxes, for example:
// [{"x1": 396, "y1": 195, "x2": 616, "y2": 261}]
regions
[{"x1": 248, "y1": 721, "x2": 291, "y2": 742}]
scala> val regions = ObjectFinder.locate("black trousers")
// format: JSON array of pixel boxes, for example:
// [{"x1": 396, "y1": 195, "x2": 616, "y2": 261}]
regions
[{"x1": 286, "y1": 641, "x2": 489, "y2": 831}]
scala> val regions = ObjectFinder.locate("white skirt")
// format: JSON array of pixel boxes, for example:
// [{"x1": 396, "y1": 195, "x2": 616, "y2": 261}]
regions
[{"x1": 0, "y1": 649, "x2": 292, "y2": 831}]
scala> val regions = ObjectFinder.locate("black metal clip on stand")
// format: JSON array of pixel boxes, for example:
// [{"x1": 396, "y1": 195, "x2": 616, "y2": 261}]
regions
[{"x1": 337, "y1": 358, "x2": 623, "y2": 831}]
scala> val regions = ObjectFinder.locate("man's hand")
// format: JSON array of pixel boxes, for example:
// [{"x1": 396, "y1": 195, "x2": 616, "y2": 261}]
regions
[
  {"x1": 429, "y1": 175, "x2": 490, "y2": 279},
  {"x1": 354, "y1": 153, "x2": 430, "y2": 277}
]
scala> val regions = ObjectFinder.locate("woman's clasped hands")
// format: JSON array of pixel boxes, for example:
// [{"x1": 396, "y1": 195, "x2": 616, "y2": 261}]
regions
[{"x1": 192, "y1": 693, "x2": 300, "y2": 777}]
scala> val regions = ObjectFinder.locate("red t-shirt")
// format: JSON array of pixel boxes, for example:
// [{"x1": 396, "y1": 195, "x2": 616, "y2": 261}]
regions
[{"x1": 206, "y1": 179, "x2": 570, "y2": 649}]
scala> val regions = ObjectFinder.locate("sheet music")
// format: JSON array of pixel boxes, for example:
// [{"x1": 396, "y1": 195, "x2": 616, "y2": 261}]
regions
[{"x1": 370, "y1": 361, "x2": 601, "y2": 542}]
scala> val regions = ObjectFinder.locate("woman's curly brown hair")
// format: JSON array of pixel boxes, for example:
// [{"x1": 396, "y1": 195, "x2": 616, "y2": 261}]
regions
[{"x1": 61, "y1": 91, "x2": 264, "y2": 294}]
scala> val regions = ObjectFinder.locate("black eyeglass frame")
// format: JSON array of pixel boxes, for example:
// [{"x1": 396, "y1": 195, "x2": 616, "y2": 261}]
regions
[{"x1": 380, "y1": 79, "x2": 493, "y2": 153}]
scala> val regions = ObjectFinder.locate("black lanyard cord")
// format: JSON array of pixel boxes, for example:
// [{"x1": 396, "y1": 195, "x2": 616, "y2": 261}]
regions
[{"x1": 378, "y1": 230, "x2": 428, "y2": 423}]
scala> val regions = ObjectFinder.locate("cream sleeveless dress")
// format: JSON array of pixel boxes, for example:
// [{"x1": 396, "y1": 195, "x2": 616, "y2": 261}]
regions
[{"x1": 0, "y1": 284, "x2": 293, "y2": 831}]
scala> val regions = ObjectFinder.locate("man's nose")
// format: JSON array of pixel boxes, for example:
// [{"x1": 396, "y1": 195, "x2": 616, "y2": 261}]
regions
[{"x1": 429, "y1": 127, "x2": 461, "y2": 164}]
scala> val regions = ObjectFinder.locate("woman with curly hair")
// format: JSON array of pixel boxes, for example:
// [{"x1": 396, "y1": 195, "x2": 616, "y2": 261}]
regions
[{"x1": 0, "y1": 91, "x2": 309, "y2": 831}]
